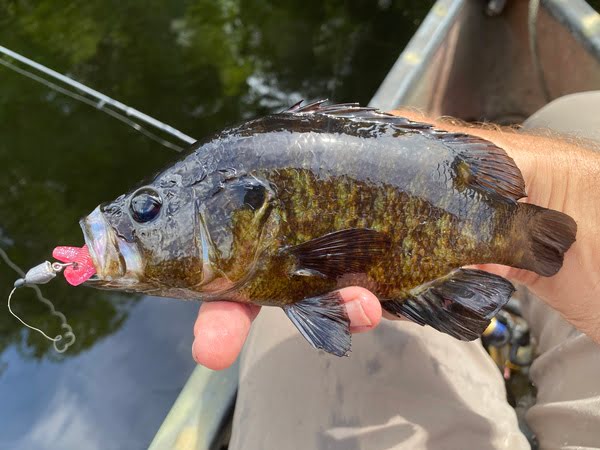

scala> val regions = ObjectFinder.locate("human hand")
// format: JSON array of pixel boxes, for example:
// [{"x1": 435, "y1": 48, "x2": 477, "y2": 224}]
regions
[{"x1": 192, "y1": 287, "x2": 382, "y2": 370}]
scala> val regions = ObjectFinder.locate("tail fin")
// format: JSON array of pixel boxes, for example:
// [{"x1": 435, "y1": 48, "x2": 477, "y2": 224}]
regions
[{"x1": 513, "y1": 204, "x2": 577, "y2": 276}]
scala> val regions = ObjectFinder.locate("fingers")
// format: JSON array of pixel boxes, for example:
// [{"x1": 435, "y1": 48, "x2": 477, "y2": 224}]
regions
[
  {"x1": 192, "y1": 301, "x2": 260, "y2": 371},
  {"x1": 192, "y1": 288, "x2": 382, "y2": 370},
  {"x1": 336, "y1": 286, "x2": 382, "y2": 333}
]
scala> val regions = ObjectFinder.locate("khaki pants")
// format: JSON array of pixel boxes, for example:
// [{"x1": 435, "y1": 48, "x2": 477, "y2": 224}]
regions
[{"x1": 229, "y1": 92, "x2": 600, "y2": 450}]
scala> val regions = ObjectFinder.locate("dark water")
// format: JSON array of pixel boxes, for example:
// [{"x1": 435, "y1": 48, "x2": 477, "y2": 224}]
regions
[{"x1": 0, "y1": 1, "x2": 432, "y2": 448}]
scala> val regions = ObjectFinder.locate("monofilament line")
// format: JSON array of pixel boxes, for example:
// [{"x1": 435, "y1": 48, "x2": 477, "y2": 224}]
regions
[
  {"x1": 0, "y1": 247, "x2": 76, "y2": 353},
  {"x1": 7, "y1": 287, "x2": 60, "y2": 342}
]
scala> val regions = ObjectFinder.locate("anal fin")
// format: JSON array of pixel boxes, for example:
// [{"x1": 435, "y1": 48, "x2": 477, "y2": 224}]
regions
[
  {"x1": 283, "y1": 291, "x2": 351, "y2": 356},
  {"x1": 383, "y1": 269, "x2": 514, "y2": 341}
]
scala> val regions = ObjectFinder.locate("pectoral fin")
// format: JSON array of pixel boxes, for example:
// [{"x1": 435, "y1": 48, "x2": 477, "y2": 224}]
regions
[
  {"x1": 285, "y1": 228, "x2": 388, "y2": 279},
  {"x1": 283, "y1": 291, "x2": 351, "y2": 356},
  {"x1": 382, "y1": 269, "x2": 514, "y2": 341}
]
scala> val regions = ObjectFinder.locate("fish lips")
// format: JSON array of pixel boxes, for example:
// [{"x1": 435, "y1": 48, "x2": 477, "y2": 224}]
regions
[{"x1": 79, "y1": 206, "x2": 143, "y2": 285}]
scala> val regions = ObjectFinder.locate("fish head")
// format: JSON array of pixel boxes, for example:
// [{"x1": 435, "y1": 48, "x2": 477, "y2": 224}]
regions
[{"x1": 80, "y1": 164, "x2": 280, "y2": 296}]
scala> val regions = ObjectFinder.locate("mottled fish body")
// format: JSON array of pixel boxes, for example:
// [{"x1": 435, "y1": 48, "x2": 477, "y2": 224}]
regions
[{"x1": 79, "y1": 102, "x2": 576, "y2": 356}]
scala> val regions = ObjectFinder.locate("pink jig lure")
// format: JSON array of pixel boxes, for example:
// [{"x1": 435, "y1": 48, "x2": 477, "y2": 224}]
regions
[{"x1": 53, "y1": 245, "x2": 96, "y2": 286}]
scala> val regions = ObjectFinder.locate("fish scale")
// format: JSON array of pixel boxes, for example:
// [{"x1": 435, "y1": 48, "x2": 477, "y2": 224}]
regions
[{"x1": 242, "y1": 168, "x2": 490, "y2": 302}]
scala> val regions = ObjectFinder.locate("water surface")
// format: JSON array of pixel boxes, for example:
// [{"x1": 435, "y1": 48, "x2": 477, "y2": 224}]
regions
[{"x1": 0, "y1": 1, "x2": 431, "y2": 448}]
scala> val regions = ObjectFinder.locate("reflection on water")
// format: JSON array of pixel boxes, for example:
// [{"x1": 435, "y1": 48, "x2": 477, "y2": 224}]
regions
[
  {"x1": 0, "y1": 297, "x2": 199, "y2": 450},
  {"x1": 0, "y1": 0, "x2": 431, "y2": 447}
]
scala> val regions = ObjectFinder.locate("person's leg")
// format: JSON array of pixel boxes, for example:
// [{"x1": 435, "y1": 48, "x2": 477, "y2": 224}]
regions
[
  {"x1": 518, "y1": 92, "x2": 600, "y2": 449},
  {"x1": 524, "y1": 91, "x2": 600, "y2": 143},
  {"x1": 229, "y1": 308, "x2": 529, "y2": 449}
]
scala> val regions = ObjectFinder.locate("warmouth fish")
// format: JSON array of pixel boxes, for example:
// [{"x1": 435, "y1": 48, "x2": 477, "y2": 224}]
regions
[{"x1": 69, "y1": 101, "x2": 577, "y2": 356}]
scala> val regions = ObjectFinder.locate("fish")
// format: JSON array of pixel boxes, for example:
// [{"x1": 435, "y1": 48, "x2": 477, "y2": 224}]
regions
[{"x1": 75, "y1": 101, "x2": 577, "y2": 356}]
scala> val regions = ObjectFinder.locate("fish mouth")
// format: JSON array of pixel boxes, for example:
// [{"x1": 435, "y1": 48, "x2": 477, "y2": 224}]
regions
[{"x1": 79, "y1": 206, "x2": 143, "y2": 286}]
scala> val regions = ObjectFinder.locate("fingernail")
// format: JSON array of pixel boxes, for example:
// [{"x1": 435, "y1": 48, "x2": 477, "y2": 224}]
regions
[{"x1": 345, "y1": 299, "x2": 372, "y2": 328}]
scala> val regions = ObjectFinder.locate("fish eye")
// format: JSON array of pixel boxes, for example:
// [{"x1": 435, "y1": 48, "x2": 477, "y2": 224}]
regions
[
  {"x1": 130, "y1": 188, "x2": 162, "y2": 223},
  {"x1": 244, "y1": 184, "x2": 266, "y2": 210}
]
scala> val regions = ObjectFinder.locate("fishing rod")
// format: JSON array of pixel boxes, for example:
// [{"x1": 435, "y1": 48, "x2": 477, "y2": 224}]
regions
[
  {"x1": 0, "y1": 45, "x2": 196, "y2": 151},
  {"x1": 0, "y1": 45, "x2": 200, "y2": 352}
]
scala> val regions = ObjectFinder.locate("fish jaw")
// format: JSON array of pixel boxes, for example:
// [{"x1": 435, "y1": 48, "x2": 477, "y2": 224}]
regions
[{"x1": 79, "y1": 206, "x2": 143, "y2": 286}]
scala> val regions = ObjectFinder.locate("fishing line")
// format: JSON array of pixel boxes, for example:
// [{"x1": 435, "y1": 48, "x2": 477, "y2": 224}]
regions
[
  {"x1": 0, "y1": 247, "x2": 76, "y2": 353},
  {"x1": 0, "y1": 57, "x2": 185, "y2": 152},
  {"x1": 0, "y1": 46, "x2": 196, "y2": 353},
  {"x1": 7, "y1": 288, "x2": 59, "y2": 342}
]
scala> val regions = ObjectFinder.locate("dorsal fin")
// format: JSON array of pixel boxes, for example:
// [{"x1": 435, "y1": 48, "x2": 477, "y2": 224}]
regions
[
  {"x1": 283, "y1": 100, "x2": 431, "y2": 130},
  {"x1": 444, "y1": 132, "x2": 527, "y2": 203},
  {"x1": 284, "y1": 101, "x2": 526, "y2": 203}
]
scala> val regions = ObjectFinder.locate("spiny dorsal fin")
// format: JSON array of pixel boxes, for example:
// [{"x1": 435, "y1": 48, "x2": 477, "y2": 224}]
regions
[{"x1": 284, "y1": 100, "x2": 430, "y2": 130}]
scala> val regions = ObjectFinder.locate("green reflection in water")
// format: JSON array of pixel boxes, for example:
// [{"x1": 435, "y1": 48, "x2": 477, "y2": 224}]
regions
[{"x1": 0, "y1": 0, "x2": 433, "y2": 362}]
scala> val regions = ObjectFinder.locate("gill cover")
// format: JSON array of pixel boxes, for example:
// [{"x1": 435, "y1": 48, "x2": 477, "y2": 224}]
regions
[{"x1": 199, "y1": 175, "x2": 278, "y2": 287}]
